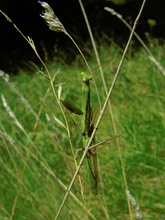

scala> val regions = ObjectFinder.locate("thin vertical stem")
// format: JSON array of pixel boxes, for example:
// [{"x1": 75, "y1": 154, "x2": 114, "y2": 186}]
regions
[
  {"x1": 54, "y1": 0, "x2": 146, "y2": 219},
  {"x1": 65, "y1": 32, "x2": 102, "y2": 109}
]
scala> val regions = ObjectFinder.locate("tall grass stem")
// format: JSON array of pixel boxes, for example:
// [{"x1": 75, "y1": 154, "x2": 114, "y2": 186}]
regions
[
  {"x1": 54, "y1": 0, "x2": 146, "y2": 219},
  {"x1": 78, "y1": 0, "x2": 127, "y2": 218},
  {"x1": 64, "y1": 32, "x2": 102, "y2": 109},
  {"x1": 0, "y1": 9, "x2": 86, "y2": 211}
]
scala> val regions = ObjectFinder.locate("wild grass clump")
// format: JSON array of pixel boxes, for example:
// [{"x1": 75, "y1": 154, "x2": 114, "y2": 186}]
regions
[{"x1": 1, "y1": 0, "x2": 165, "y2": 219}]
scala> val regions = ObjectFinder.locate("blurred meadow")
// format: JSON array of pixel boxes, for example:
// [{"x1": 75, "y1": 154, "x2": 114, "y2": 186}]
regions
[{"x1": 1, "y1": 40, "x2": 165, "y2": 219}]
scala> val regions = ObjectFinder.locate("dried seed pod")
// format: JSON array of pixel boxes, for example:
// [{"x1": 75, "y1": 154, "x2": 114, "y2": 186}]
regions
[{"x1": 38, "y1": 1, "x2": 66, "y2": 33}]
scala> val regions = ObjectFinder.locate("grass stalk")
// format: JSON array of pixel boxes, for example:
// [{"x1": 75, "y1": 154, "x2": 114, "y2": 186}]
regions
[
  {"x1": 64, "y1": 32, "x2": 101, "y2": 109},
  {"x1": 0, "y1": 7, "x2": 88, "y2": 214},
  {"x1": 38, "y1": 1, "x2": 101, "y2": 109},
  {"x1": 54, "y1": 0, "x2": 147, "y2": 219},
  {"x1": 78, "y1": 1, "x2": 129, "y2": 218}
]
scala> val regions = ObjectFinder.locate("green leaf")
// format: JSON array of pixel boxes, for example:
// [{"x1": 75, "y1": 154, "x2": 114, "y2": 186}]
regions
[{"x1": 147, "y1": 19, "x2": 156, "y2": 27}]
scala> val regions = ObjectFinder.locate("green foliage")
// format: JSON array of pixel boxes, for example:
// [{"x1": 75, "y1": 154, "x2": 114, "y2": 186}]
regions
[
  {"x1": 147, "y1": 19, "x2": 156, "y2": 27},
  {"x1": 0, "y1": 40, "x2": 165, "y2": 219},
  {"x1": 106, "y1": 0, "x2": 131, "y2": 5}
]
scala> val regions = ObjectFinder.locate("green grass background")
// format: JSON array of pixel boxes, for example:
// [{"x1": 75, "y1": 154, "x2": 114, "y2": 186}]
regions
[{"x1": 0, "y1": 40, "x2": 165, "y2": 220}]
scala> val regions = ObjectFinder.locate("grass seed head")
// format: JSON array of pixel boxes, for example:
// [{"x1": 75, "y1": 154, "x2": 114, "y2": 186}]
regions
[{"x1": 38, "y1": 1, "x2": 66, "y2": 33}]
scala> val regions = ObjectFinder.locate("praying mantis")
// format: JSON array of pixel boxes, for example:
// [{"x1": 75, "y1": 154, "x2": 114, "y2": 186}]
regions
[
  {"x1": 81, "y1": 71, "x2": 98, "y2": 195},
  {"x1": 60, "y1": 71, "x2": 98, "y2": 194},
  {"x1": 60, "y1": 63, "x2": 118, "y2": 195}
]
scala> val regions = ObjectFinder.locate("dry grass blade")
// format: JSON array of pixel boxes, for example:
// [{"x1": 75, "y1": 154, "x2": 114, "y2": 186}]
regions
[
  {"x1": 126, "y1": 190, "x2": 143, "y2": 220},
  {"x1": 53, "y1": 115, "x2": 67, "y2": 130}
]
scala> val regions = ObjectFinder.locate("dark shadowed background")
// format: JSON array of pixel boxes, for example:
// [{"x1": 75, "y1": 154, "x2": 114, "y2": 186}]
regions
[{"x1": 0, "y1": 0, "x2": 164, "y2": 73}]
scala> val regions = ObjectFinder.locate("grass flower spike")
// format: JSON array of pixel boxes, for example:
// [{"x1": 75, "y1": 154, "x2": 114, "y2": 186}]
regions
[
  {"x1": 38, "y1": 1, "x2": 66, "y2": 33},
  {"x1": 38, "y1": 1, "x2": 101, "y2": 107}
]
